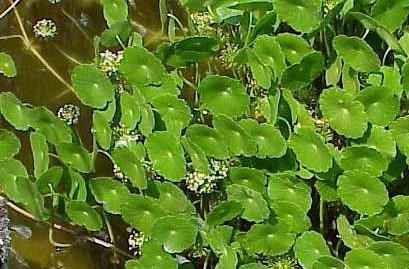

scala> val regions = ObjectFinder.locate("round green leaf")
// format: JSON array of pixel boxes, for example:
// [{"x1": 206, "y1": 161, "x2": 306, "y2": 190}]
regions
[
  {"x1": 344, "y1": 249, "x2": 386, "y2": 269},
  {"x1": 151, "y1": 215, "x2": 197, "y2": 253},
  {"x1": 89, "y1": 177, "x2": 130, "y2": 214},
  {"x1": 337, "y1": 170, "x2": 388, "y2": 216},
  {"x1": 229, "y1": 167, "x2": 266, "y2": 194},
  {"x1": 30, "y1": 132, "x2": 49, "y2": 178},
  {"x1": 339, "y1": 146, "x2": 389, "y2": 177},
  {"x1": 390, "y1": 116, "x2": 409, "y2": 156},
  {"x1": 120, "y1": 92, "x2": 141, "y2": 130},
  {"x1": 101, "y1": 0, "x2": 128, "y2": 27},
  {"x1": 213, "y1": 115, "x2": 257, "y2": 157},
  {"x1": 364, "y1": 125, "x2": 396, "y2": 159},
  {"x1": 369, "y1": 241, "x2": 409, "y2": 269},
  {"x1": 274, "y1": 0, "x2": 321, "y2": 33},
  {"x1": 56, "y1": 143, "x2": 92, "y2": 173},
  {"x1": 239, "y1": 119, "x2": 287, "y2": 158},
  {"x1": 357, "y1": 86, "x2": 399, "y2": 126},
  {"x1": 333, "y1": 35, "x2": 380, "y2": 73},
  {"x1": 150, "y1": 94, "x2": 192, "y2": 128},
  {"x1": 312, "y1": 256, "x2": 345, "y2": 269},
  {"x1": 121, "y1": 195, "x2": 167, "y2": 234},
  {"x1": 198, "y1": 75, "x2": 249, "y2": 117},
  {"x1": 268, "y1": 172, "x2": 312, "y2": 213},
  {"x1": 0, "y1": 52, "x2": 16, "y2": 77},
  {"x1": 271, "y1": 201, "x2": 310, "y2": 233},
  {"x1": 112, "y1": 147, "x2": 147, "y2": 189},
  {"x1": 0, "y1": 92, "x2": 32, "y2": 130},
  {"x1": 372, "y1": 0, "x2": 409, "y2": 32},
  {"x1": 186, "y1": 124, "x2": 229, "y2": 159},
  {"x1": 71, "y1": 64, "x2": 114, "y2": 109},
  {"x1": 337, "y1": 215, "x2": 374, "y2": 249},
  {"x1": 36, "y1": 167, "x2": 63, "y2": 195},
  {"x1": 276, "y1": 33, "x2": 312, "y2": 64},
  {"x1": 65, "y1": 201, "x2": 103, "y2": 231},
  {"x1": 145, "y1": 131, "x2": 186, "y2": 181},
  {"x1": 0, "y1": 129, "x2": 20, "y2": 159},
  {"x1": 125, "y1": 241, "x2": 177, "y2": 269},
  {"x1": 294, "y1": 231, "x2": 330, "y2": 269},
  {"x1": 383, "y1": 195, "x2": 409, "y2": 235},
  {"x1": 320, "y1": 87, "x2": 368, "y2": 138},
  {"x1": 206, "y1": 201, "x2": 243, "y2": 226},
  {"x1": 289, "y1": 127, "x2": 333, "y2": 173},
  {"x1": 156, "y1": 181, "x2": 195, "y2": 215},
  {"x1": 245, "y1": 222, "x2": 296, "y2": 256},
  {"x1": 226, "y1": 184, "x2": 269, "y2": 223},
  {"x1": 253, "y1": 35, "x2": 286, "y2": 78}
]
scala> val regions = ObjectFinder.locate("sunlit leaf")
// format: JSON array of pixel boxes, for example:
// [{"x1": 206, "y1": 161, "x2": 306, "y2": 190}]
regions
[
  {"x1": 0, "y1": 129, "x2": 20, "y2": 159},
  {"x1": 112, "y1": 147, "x2": 147, "y2": 189},
  {"x1": 294, "y1": 231, "x2": 330, "y2": 269},
  {"x1": 0, "y1": 92, "x2": 32, "y2": 130},
  {"x1": 0, "y1": 52, "x2": 17, "y2": 77},
  {"x1": 65, "y1": 201, "x2": 103, "y2": 231},
  {"x1": 30, "y1": 132, "x2": 49, "y2": 178},
  {"x1": 90, "y1": 177, "x2": 130, "y2": 214},
  {"x1": 56, "y1": 143, "x2": 92, "y2": 173}
]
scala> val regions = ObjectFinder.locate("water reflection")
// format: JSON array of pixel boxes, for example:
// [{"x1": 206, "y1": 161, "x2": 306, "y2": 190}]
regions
[{"x1": 0, "y1": 0, "x2": 169, "y2": 268}]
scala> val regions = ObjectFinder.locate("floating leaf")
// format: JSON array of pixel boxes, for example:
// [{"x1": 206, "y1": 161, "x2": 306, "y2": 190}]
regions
[
  {"x1": 145, "y1": 131, "x2": 186, "y2": 181},
  {"x1": 0, "y1": 129, "x2": 20, "y2": 159},
  {"x1": 89, "y1": 177, "x2": 130, "y2": 214},
  {"x1": 239, "y1": 119, "x2": 287, "y2": 158},
  {"x1": 30, "y1": 132, "x2": 49, "y2": 178},
  {"x1": 276, "y1": 33, "x2": 312, "y2": 64},
  {"x1": 56, "y1": 143, "x2": 92, "y2": 173},
  {"x1": 206, "y1": 201, "x2": 243, "y2": 226},
  {"x1": 186, "y1": 124, "x2": 229, "y2": 159},
  {"x1": 226, "y1": 184, "x2": 269, "y2": 223},
  {"x1": 344, "y1": 249, "x2": 386, "y2": 269},
  {"x1": 0, "y1": 52, "x2": 17, "y2": 77},
  {"x1": 339, "y1": 146, "x2": 389, "y2": 177},
  {"x1": 151, "y1": 215, "x2": 197, "y2": 253},
  {"x1": 112, "y1": 147, "x2": 147, "y2": 189},
  {"x1": 319, "y1": 87, "x2": 368, "y2": 138},
  {"x1": 289, "y1": 127, "x2": 332, "y2": 173},
  {"x1": 337, "y1": 170, "x2": 388, "y2": 215},
  {"x1": 0, "y1": 92, "x2": 32, "y2": 130},
  {"x1": 71, "y1": 64, "x2": 114, "y2": 109},
  {"x1": 333, "y1": 35, "x2": 380, "y2": 73},
  {"x1": 245, "y1": 222, "x2": 296, "y2": 256},
  {"x1": 213, "y1": 115, "x2": 256, "y2": 157},
  {"x1": 294, "y1": 231, "x2": 330, "y2": 269},
  {"x1": 198, "y1": 75, "x2": 249, "y2": 117},
  {"x1": 369, "y1": 241, "x2": 409, "y2": 269},
  {"x1": 65, "y1": 201, "x2": 102, "y2": 231},
  {"x1": 274, "y1": 0, "x2": 321, "y2": 33},
  {"x1": 268, "y1": 172, "x2": 312, "y2": 213},
  {"x1": 121, "y1": 195, "x2": 167, "y2": 233},
  {"x1": 357, "y1": 86, "x2": 399, "y2": 126}
]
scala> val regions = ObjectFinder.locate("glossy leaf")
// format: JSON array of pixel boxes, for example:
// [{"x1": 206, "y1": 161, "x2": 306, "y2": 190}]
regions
[
  {"x1": 90, "y1": 177, "x2": 130, "y2": 214},
  {"x1": 0, "y1": 129, "x2": 20, "y2": 159},
  {"x1": 0, "y1": 52, "x2": 17, "y2": 77},
  {"x1": 112, "y1": 147, "x2": 147, "y2": 189},
  {"x1": 65, "y1": 201, "x2": 103, "y2": 231}
]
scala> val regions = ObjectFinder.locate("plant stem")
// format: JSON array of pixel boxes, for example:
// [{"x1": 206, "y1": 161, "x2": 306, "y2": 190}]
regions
[
  {"x1": 320, "y1": 199, "x2": 325, "y2": 234},
  {"x1": 60, "y1": 8, "x2": 92, "y2": 43},
  {"x1": 0, "y1": 0, "x2": 22, "y2": 20},
  {"x1": 55, "y1": 46, "x2": 83, "y2": 65}
]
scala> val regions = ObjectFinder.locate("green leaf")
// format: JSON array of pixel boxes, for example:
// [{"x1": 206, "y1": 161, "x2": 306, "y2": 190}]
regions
[
  {"x1": 312, "y1": 256, "x2": 345, "y2": 269},
  {"x1": 294, "y1": 231, "x2": 330, "y2": 269},
  {"x1": 344, "y1": 249, "x2": 386, "y2": 269},
  {"x1": 369, "y1": 241, "x2": 409, "y2": 269},
  {"x1": 390, "y1": 116, "x2": 409, "y2": 157},
  {"x1": 0, "y1": 52, "x2": 17, "y2": 77},
  {"x1": 35, "y1": 167, "x2": 63, "y2": 195},
  {"x1": 274, "y1": 0, "x2": 321, "y2": 33},
  {"x1": 226, "y1": 184, "x2": 269, "y2": 222},
  {"x1": 268, "y1": 172, "x2": 312, "y2": 213},
  {"x1": 333, "y1": 35, "x2": 380, "y2": 73},
  {"x1": 100, "y1": 20, "x2": 132, "y2": 47},
  {"x1": 16, "y1": 177, "x2": 46, "y2": 219},
  {"x1": 319, "y1": 87, "x2": 368, "y2": 138},
  {"x1": 215, "y1": 247, "x2": 238, "y2": 269},
  {"x1": 271, "y1": 201, "x2": 310, "y2": 233},
  {"x1": 120, "y1": 92, "x2": 141, "y2": 130},
  {"x1": 372, "y1": 0, "x2": 409, "y2": 32},
  {"x1": 89, "y1": 177, "x2": 130, "y2": 214},
  {"x1": 213, "y1": 115, "x2": 257, "y2": 157},
  {"x1": 239, "y1": 119, "x2": 287, "y2": 158},
  {"x1": 357, "y1": 86, "x2": 399, "y2": 126},
  {"x1": 119, "y1": 46, "x2": 166, "y2": 87},
  {"x1": 65, "y1": 201, "x2": 103, "y2": 231},
  {"x1": 276, "y1": 33, "x2": 312, "y2": 64},
  {"x1": 155, "y1": 181, "x2": 195, "y2": 215},
  {"x1": 101, "y1": 0, "x2": 128, "y2": 27},
  {"x1": 363, "y1": 125, "x2": 396, "y2": 159},
  {"x1": 186, "y1": 124, "x2": 229, "y2": 159},
  {"x1": 0, "y1": 129, "x2": 20, "y2": 159},
  {"x1": 253, "y1": 35, "x2": 286, "y2": 78},
  {"x1": 31, "y1": 107, "x2": 72, "y2": 145},
  {"x1": 0, "y1": 92, "x2": 32, "y2": 130},
  {"x1": 339, "y1": 146, "x2": 389, "y2": 177},
  {"x1": 125, "y1": 241, "x2": 177, "y2": 269},
  {"x1": 337, "y1": 215, "x2": 374, "y2": 249},
  {"x1": 112, "y1": 147, "x2": 147, "y2": 189},
  {"x1": 121, "y1": 195, "x2": 167, "y2": 233},
  {"x1": 206, "y1": 201, "x2": 243, "y2": 226},
  {"x1": 151, "y1": 215, "x2": 197, "y2": 253},
  {"x1": 30, "y1": 132, "x2": 49, "y2": 178},
  {"x1": 150, "y1": 94, "x2": 192, "y2": 129},
  {"x1": 229, "y1": 167, "x2": 266, "y2": 194},
  {"x1": 338, "y1": 170, "x2": 388, "y2": 215},
  {"x1": 245, "y1": 222, "x2": 296, "y2": 256},
  {"x1": 198, "y1": 75, "x2": 249, "y2": 117},
  {"x1": 145, "y1": 131, "x2": 186, "y2": 181},
  {"x1": 181, "y1": 137, "x2": 210, "y2": 173},
  {"x1": 67, "y1": 168, "x2": 87, "y2": 201},
  {"x1": 71, "y1": 64, "x2": 114, "y2": 109},
  {"x1": 289, "y1": 127, "x2": 333, "y2": 173},
  {"x1": 93, "y1": 101, "x2": 115, "y2": 150},
  {"x1": 240, "y1": 264, "x2": 268, "y2": 269},
  {"x1": 383, "y1": 195, "x2": 409, "y2": 235},
  {"x1": 56, "y1": 143, "x2": 92, "y2": 173}
]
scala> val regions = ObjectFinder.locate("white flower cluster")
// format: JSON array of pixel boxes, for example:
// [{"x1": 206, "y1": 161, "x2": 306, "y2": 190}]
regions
[
  {"x1": 33, "y1": 19, "x2": 57, "y2": 40},
  {"x1": 113, "y1": 126, "x2": 143, "y2": 148},
  {"x1": 186, "y1": 159, "x2": 230, "y2": 194},
  {"x1": 57, "y1": 104, "x2": 80, "y2": 125},
  {"x1": 142, "y1": 160, "x2": 162, "y2": 180},
  {"x1": 48, "y1": 0, "x2": 62, "y2": 4},
  {"x1": 98, "y1": 50, "x2": 123, "y2": 76},
  {"x1": 218, "y1": 44, "x2": 239, "y2": 69},
  {"x1": 191, "y1": 12, "x2": 217, "y2": 36},
  {"x1": 127, "y1": 228, "x2": 147, "y2": 257},
  {"x1": 113, "y1": 164, "x2": 129, "y2": 183}
]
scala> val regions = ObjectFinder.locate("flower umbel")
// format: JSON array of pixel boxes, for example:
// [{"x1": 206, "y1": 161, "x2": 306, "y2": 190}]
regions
[
  {"x1": 98, "y1": 50, "x2": 123, "y2": 76},
  {"x1": 33, "y1": 19, "x2": 57, "y2": 40},
  {"x1": 57, "y1": 104, "x2": 80, "y2": 126},
  {"x1": 127, "y1": 228, "x2": 147, "y2": 257}
]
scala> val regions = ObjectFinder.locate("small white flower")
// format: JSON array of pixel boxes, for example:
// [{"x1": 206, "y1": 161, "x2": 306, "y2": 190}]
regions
[
  {"x1": 48, "y1": 0, "x2": 62, "y2": 4},
  {"x1": 113, "y1": 126, "x2": 142, "y2": 148},
  {"x1": 127, "y1": 228, "x2": 147, "y2": 256},
  {"x1": 113, "y1": 164, "x2": 129, "y2": 183},
  {"x1": 98, "y1": 50, "x2": 123, "y2": 76},
  {"x1": 57, "y1": 104, "x2": 80, "y2": 125},
  {"x1": 33, "y1": 19, "x2": 57, "y2": 40}
]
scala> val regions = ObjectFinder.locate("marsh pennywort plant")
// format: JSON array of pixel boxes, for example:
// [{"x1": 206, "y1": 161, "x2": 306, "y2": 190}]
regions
[{"x1": 1, "y1": 0, "x2": 409, "y2": 268}]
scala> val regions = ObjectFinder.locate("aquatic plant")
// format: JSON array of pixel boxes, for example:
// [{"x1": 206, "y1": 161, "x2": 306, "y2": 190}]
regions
[{"x1": 1, "y1": 0, "x2": 409, "y2": 268}]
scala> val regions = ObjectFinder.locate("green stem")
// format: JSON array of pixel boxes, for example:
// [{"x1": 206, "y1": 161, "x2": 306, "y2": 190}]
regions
[
  {"x1": 320, "y1": 199, "x2": 325, "y2": 234},
  {"x1": 60, "y1": 9, "x2": 92, "y2": 43},
  {"x1": 55, "y1": 46, "x2": 83, "y2": 65}
]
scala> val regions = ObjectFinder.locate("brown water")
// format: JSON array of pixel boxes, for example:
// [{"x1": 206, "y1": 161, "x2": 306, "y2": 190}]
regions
[{"x1": 0, "y1": 0, "x2": 172, "y2": 268}]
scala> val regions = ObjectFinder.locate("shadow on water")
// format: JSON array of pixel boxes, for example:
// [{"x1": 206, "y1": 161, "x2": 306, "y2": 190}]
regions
[{"x1": 0, "y1": 0, "x2": 171, "y2": 267}]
